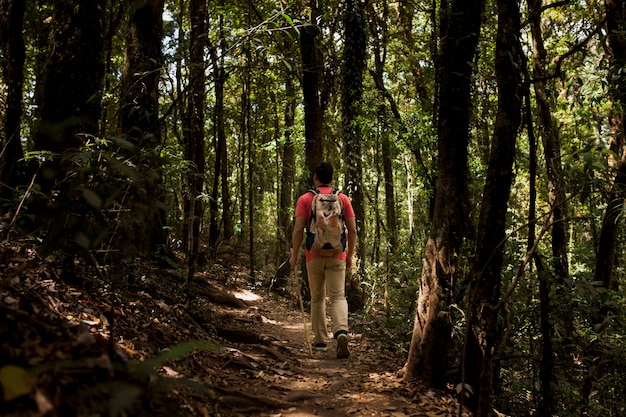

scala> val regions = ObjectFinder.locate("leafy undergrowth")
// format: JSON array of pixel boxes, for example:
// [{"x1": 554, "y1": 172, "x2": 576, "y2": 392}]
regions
[{"x1": 0, "y1": 244, "x2": 471, "y2": 417}]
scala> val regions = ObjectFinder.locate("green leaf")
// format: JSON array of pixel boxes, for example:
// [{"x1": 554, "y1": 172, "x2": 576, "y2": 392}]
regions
[
  {"x1": 143, "y1": 340, "x2": 222, "y2": 371},
  {"x1": 0, "y1": 365, "x2": 34, "y2": 401}
]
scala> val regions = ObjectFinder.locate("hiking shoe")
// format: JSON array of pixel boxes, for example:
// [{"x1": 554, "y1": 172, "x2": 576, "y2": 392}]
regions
[
  {"x1": 336, "y1": 334, "x2": 350, "y2": 359},
  {"x1": 312, "y1": 343, "x2": 327, "y2": 352}
]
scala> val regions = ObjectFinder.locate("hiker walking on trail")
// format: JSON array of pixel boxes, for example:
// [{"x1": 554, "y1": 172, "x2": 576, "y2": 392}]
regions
[{"x1": 289, "y1": 162, "x2": 357, "y2": 359}]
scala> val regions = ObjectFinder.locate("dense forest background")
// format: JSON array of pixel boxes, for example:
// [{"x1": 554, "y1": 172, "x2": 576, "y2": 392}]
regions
[{"x1": 1, "y1": 0, "x2": 625, "y2": 416}]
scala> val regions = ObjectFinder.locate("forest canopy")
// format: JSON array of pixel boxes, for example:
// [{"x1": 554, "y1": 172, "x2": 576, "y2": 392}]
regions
[{"x1": 1, "y1": 0, "x2": 625, "y2": 416}]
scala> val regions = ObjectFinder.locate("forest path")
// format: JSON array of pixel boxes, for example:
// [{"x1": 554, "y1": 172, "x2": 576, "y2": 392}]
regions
[
  {"x1": 207, "y1": 272, "x2": 465, "y2": 417},
  {"x1": 0, "y1": 250, "x2": 467, "y2": 417}
]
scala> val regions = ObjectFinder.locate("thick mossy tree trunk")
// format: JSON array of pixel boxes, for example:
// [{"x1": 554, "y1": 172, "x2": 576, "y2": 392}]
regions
[
  {"x1": 462, "y1": 0, "x2": 523, "y2": 414},
  {"x1": 401, "y1": 0, "x2": 484, "y2": 389}
]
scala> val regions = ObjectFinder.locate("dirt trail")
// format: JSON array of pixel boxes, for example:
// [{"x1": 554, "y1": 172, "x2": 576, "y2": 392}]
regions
[
  {"x1": 0, "y1": 253, "x2": 468, "y2": 417},
  {"x1": 208, "y1": 284, "x2": 466, "y2": 417}
]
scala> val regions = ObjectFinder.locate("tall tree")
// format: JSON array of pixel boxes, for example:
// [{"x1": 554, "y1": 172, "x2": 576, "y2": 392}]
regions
[
  {"x1": 30, "y1": 0, "x2": 105, "y2": 254},
  {"x1": 279, "y1": 32, "x2": 297, "y2": 257},
  {"x1": 209, "y1": 6, "x2": 232, "y2": 252},
  {"x1": 462, "y1": 0, "x2": 523, "y2": 414},
  {"x1": 401, "y1": 0, "x2": 485, "y2": 388},
  {"x1": 528, "y1": 0, "x2": 573, "y2": 336},
  {"x1": 32, "y1": 0, "x2": 105, "y2": 188},
  {"x1": 528, "y1": 2, "x2": 573, "y2": 414},
  {"x1": 182, "y1": 0, "x2": 207, "y2": 272},
  {"x1": 0, "y1": 0, "x2": 26, "y2": 201},
  {"x1": 367, "y1": 0, "x2": 398, "y2": 252},
  {"x1": 299, "y1": 0, "x2": 324, "y2": 183},
  {"x1": 119, "y1": 0, "x2": 167, "y2": 257},
  {"x1": 595, "y1": 0, "x2": 626, "y2": 291},
  {"x1": 341, "y1": 0, "x2": 367, "y2": 310}
]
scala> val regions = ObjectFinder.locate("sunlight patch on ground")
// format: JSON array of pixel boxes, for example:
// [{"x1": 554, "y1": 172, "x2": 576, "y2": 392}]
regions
[{"x1": 233, "y1": 289, "x2": 262, "y2": 301}]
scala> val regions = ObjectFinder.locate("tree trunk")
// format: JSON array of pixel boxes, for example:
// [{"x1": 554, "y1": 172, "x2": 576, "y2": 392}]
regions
[
  {"x1": 0, "y1": 0, "x2": 26, "y2": 200},
  {"x1": 529, "y1": 0, "x2": 572, "y2": 337},
  {"x1": 401, "y1": 0, "x2": 484, "y2": 388},
  {"x1": 595, "y1": 0, "x2": 626, "y2": 291},
  {"x1": 208, "y1": 11, "x2": 231, "y2": 252},
  {"x1": 31, "y1": 0, "x2": 105, "y2": 253},
  {"x1": 523, "y1": 58, "x2": 556, "y2": 417},
  {"x1": 368, "y1": 0, "x2": 397, "y2": 252},
  {"x1": 33, "y1": 0, "x2": 105, "y2": 190},
  {"x1": 279, "y1": 33, "x2": 297, "y2": 258},
  {"x1": 119, "y1": 0, "x2": 167, "y2": 257},
  {"x1": 341, "y1": 0, "x2": 367, "y2": 311},
  {"x1": 182, "y1": 0, "x2": 207, "y2": 272},
  {"x1": 299, "y1": 2, "x2": 324, "y2": 184},
  {"x1": 462, "y1": 0, "x2": 522, "y2": 414}
]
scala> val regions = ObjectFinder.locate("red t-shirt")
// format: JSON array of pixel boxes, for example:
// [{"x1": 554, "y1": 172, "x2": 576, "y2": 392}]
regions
[{"x1": 295, "y1": 187, "x2": 355, "y2": 261}]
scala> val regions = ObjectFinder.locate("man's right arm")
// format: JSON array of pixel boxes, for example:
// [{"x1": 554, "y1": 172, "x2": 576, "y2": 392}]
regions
[{"x1": 289, "y1": 216, "x2": 307, "y2": 268}]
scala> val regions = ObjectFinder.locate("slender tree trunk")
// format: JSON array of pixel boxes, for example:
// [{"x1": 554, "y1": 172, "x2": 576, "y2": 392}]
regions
[
  {"x1": 0, "y1": 0, "x2": 26, "y2": 200},
  {"x1": 100, "y1": 3, "x2": 124, "y2": 137},
  {"x1": 219, "y1": 9, "x2": 232, "y2": 244},
  {"x1": 368, "y1": 0, "x2": 397, "y2": 252},
  {"x1": 208, "y1": 11, "x2": 231, "y2": 251},
  {"x1": 523, "y1": 58, "x2": 556, "y2": 417},
  {"x1": 247, "y1": 82, "x2": 254, "y2": 280},
  {"x1": 341, "y1": 0, "x2": 367, "y2": 311},
  {"x1": 401, "y1": 0, "x2": 484, "y2": 388},
  {"x1": 280, "y1": 42, "x2": 296, "y2": 256},
  {"x1": 182, "y1": 0, "x2": 206, "y2": 272},
  {"x1": 529, "y1": 0, "x2": 572, "y2": 337},
  {"x1": 462, "y1": 0, "x2": 523, "y2": 414}
]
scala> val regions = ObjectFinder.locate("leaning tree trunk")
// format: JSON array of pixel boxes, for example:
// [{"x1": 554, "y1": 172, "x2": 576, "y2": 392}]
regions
[
  {"x1": 0, "y1": 0, "x2": 26, "y2": 201},
  {"x1": 401, "y1": 0, "x2": 484, "y2": 388},
  {"x1": 462, "y1": 0, "x2": 523, "y2": 414},
  {"x1": 341, "y1": 0, "x2": 367, "y2": 311},
  {"x1": 119, "y1": 0, "x2": 167, "y2": 258}
]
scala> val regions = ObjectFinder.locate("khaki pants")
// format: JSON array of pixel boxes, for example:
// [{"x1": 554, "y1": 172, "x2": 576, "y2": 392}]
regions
[{"x1": 306, "y1": 256, "x2": 349, "y2": 344}]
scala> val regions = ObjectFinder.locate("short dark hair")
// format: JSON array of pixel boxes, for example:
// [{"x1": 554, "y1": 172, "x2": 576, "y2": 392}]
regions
[{"x1": 314, "y1": 162, "x2": 333, "y2": 184}]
